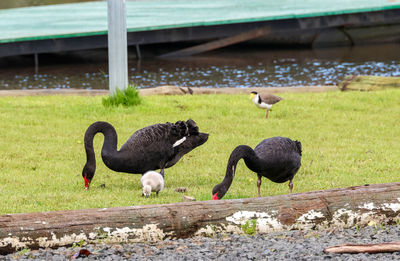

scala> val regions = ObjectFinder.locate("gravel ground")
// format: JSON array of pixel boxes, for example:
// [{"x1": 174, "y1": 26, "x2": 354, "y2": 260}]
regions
[{"x1": 3, "y1": 225, "x2": 400, "y2": 260}]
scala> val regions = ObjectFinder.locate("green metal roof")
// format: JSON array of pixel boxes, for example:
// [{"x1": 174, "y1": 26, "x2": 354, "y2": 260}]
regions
[{"x1": 0, "y1": 0, "x2": 399, "y2": 43}]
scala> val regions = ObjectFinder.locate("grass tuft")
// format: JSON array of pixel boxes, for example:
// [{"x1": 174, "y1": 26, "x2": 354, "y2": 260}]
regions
[
  {"x1": 102, "y1": 85, "x2": 142, "y2": 107},
  {"x1": 241, "y1": 219, "x2": 257, "y2": 236}
]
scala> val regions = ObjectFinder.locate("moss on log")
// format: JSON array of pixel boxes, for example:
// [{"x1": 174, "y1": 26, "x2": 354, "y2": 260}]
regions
[{"x1": 340, "y1": 75, "x2": 400, "y2": 91}]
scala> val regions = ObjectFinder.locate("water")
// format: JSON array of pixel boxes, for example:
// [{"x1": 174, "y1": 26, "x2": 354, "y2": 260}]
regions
[
  {"x1": 0, "y1": 44, "x2": 399, "y2": 90},
  {"x1": 1, "y1": 1, "x2": 399, "y2": 91}
]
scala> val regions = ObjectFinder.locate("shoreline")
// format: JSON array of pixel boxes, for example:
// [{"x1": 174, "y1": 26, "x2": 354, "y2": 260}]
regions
[{"x1": 0, "y1": 85, "x2": 338, "y2": 97}]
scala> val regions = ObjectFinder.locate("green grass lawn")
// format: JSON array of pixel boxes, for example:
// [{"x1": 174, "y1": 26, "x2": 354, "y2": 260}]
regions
[{"x1": 0, "y1": 89, "x2": 399, "y2": 214}]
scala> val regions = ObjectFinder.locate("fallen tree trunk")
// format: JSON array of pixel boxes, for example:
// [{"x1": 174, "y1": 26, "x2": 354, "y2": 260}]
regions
[
  {"x1": 1, "y1": 182, "x2": 400, "y2": 254},
  {"x1": 325, "y1": 242, "x2": 400, "y2": 254}
]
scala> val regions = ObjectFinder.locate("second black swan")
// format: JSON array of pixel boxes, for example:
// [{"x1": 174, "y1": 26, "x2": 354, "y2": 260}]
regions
[
  {"x1": 82, "y1": 119, "x2": 208, "y2": 189},
  {"x1": 212, "y1": 136, "x2": 302, "y2": 200}
]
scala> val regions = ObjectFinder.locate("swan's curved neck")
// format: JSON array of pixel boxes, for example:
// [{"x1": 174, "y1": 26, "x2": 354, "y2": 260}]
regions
[
  {"x1": 216, "y1": 145, "x2": 260, "y2": 198},
  {"x1": 83, "y1": 122, "x2": 118, "y2": 179}
]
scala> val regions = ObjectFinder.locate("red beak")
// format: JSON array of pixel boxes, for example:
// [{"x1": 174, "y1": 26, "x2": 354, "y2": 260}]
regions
[
  {"x1": 212, "y1": 193, "x2": 219, "y2": 200},
  {"x1": 84, "y1": 174, "x2": 91, "y2": 190}
]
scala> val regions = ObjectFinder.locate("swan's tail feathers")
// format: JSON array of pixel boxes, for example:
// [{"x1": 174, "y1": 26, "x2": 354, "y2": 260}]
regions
[
  {"x1": 171, "y1": 119, "x2": 199, "y2": 137},
  {"x1": 171, "y1": 121, "x2": 189, "y2": 137},
  {"x1": 186, "y1": 119, "x2": 199, "y2": 135},
  {"x1": 295, "y1": 140, "x2": 302, "y2": 156}
]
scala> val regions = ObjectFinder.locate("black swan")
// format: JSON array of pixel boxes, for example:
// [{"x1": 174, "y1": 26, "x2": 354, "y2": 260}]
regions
[
  {"x1": 212, "y1": 136, "x2": 301, "y2": 200},
  {"x1": 250, "y1": 91, "x2": 283, "y2": 118},
  {"x1": 82, "y1": 119, "x2": 208, "y2": 189}
]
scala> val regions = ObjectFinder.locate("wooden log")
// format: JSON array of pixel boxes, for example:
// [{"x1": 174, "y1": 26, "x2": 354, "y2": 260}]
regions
[
  {"x1": 325, "y1": 242, "x2": 400, "y2": 254},
  {"x1": 1, "y1": 182, "x2": 400, "y2": 254},
  {"x1": 339, "y1": 75, "x2": 400, "y2": 91}
]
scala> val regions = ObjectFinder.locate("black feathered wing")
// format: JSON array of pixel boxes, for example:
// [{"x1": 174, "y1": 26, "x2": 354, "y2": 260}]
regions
[
  {"x1": 114, "y1": 120, "x2": 207, "y2": 173},
  {"x1": 252, "y1": 137, "x2": 301, "y2": 183}
]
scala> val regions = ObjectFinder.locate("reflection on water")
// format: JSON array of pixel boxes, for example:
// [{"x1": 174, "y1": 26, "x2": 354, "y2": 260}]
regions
[{"x1": 0, "y1": 44, "x2": 400, "y2": 90}]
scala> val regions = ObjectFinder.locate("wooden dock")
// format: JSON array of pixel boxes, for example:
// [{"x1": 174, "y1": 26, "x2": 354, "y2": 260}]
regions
[{"x1": 0, "y1": 0, "x2": 400, "y2": 58}]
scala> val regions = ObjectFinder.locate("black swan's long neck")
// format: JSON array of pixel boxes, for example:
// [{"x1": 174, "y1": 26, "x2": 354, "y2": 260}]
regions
[
  {"x1": 213, "y1": 145, "x2": 262, "y2": 199},
  {"x1": 83, "y1": 121, "x2": 118, "y2": 180}
]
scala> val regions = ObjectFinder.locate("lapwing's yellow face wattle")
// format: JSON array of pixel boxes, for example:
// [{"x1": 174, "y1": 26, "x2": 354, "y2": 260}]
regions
[{"x1": 250, "y1": 93, "x2": 255, "y2": 100}]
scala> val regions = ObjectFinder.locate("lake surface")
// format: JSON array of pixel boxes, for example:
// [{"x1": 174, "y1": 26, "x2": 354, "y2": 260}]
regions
[
  {"x1": 0, "y1": 44, "x2": 399, "y2": 90},
  {"x1": 1, "y1": 1, "x2": 399, "y2": 91}
]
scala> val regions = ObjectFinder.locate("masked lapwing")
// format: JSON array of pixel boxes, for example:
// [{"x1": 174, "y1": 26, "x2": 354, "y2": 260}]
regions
[{"x1": 250, "y1": 91, "x2": 283, "y2": 118}]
